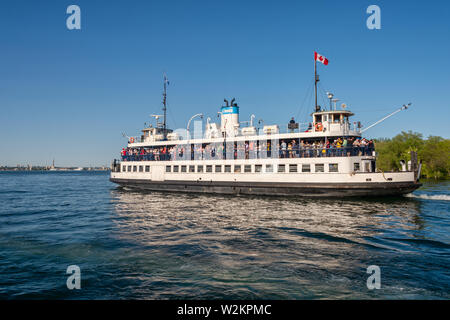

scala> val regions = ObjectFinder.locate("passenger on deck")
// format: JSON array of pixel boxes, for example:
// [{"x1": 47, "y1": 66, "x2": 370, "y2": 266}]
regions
[
  {"x1": 289, "y1": 117, "x2": 296, "y2": 133},
  {"x1": 119, "y1": 135, "x2": 376, "y2": 162},
  {"x1": 281, "y1": 140, "x2": 287, "y2": 158},
  {"x1": 291, "y1": 140, "x2": 297, "y2": 158}
]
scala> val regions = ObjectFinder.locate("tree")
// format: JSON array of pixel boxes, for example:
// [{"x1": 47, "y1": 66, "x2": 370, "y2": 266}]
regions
[
  {"x1": 374, "y1": 131, "x2": 449, "y2": 179},
  {"x1": 419, "y1": 136, "x2": 450, "y2": 179}
]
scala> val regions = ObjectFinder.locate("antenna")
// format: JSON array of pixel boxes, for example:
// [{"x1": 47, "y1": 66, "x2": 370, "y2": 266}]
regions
[
  {"x1": 332, "y1": 98, "x2": 339, "y2": 111},
  {"x1": 327, "y1": 92, "x2": 334, "y2": 110}
]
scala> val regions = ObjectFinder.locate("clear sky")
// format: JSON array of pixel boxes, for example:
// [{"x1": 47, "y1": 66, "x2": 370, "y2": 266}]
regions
[{"x1": 1, "y1": 0, "x2": 449, "y2": 166}]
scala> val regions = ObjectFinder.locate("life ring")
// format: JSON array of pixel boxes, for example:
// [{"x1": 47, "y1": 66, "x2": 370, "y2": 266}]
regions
[
  {"x1": 129, "y1": 137, "x2": 135, "y2": 143},
  {"x1": 315, "y1": 122, "x2": 323, "y2": 131}
]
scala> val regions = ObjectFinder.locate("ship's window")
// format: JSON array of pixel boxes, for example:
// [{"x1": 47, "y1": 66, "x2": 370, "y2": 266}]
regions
[
  {"x1": 197, "y1": 165, "x2": 203, "y2": 173},
  {"x1": 255, "y1": 165, "x2": 262, "y2": 173},
  {"x1": 266, "y1": 164, "x2": 273, "y2": 173},
  {"x1": 315, "y1": 164, "x2": 324, "y2": 172},
  {"x1": 189, "y1": 165, "x2": 195, "y2": 173},
  {"x1": 289, "y1": 164, "x2": 297, "y2": 173},
  {"x1": 244, "y1": 165, "x2": 252, "y2": 173},
  {"x1": 133, "y1": 166, "x2": 137, "y2": 172},
  {"x1": 122, "y1": 166, "x2": 126, "y2": 172},
  {"x1": 181, "y1": 165, "x2": 187, "y2": 173},
  {"x1": 145, "y1": 165, "x2": 150, "y2": 172},
  {"x1": 234, "y1": 165, "x2": 241, "y2": 173},
  {"x1": 278, "y1": 164, "x2": 285, "y2": 173},
  {"x1": 302, "y1": 164, "x2": 311, "y2": 173},
  {"x1": 139, "y1": 166, "x2": 143, "y2": 172},
  {"x1": 214, "y1": 165, "x2": 220, "y2": 173},
  {"x1": 173, "y1": 165, "x2": 179, "y2": 173},
  {"x1": 128, "y1": 166, "x2": 131, "y2": 172},
  {"x1": 323, "y1": 115, "x2": 328, "y2": 122},
  {"x1": 166, "y1": 165, "x2": 171, "y2": 173},
  {"x1": 353, "y1": 163, "x2": 360, "y2": 172},
  {"x1": 225, "y1": 165, "x2": 231, "y2": 173},
  {"x1": 329, "y1": 163, "x2": 339, "y2": 172}
]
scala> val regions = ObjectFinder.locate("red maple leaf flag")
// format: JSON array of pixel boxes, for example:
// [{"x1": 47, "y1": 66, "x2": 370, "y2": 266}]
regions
[{"x1": 314, "y1": 51, "x2": 329, "y2": 65}]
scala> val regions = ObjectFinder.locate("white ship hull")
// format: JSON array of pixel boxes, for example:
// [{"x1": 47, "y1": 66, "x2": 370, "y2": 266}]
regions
[
  {"x1": 110, "y1": 178, "x2": 420, "y2": 197},
  {"x1": 110, "y1": 157, "x2": 421, "y2": 197}
]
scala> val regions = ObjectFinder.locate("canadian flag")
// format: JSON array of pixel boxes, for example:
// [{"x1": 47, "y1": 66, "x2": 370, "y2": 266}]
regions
[{"x1": 314, "y1": 51, "x2": 329, "y2": 65}]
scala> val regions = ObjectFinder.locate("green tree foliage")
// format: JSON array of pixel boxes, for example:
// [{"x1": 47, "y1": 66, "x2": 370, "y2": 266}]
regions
[{"x1": 374, "y1": 131, "x2": 450, "y2": 179}]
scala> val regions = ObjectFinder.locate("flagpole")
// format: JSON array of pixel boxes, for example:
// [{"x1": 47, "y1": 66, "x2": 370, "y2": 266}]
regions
[{"x1": 314, "y1": 53, "x2": 317, "y2": 112}]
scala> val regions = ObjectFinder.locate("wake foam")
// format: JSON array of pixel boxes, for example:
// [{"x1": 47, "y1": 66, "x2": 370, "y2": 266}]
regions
[{"x1": 404, "y1": 194, "x2": 450, "y2": 201}]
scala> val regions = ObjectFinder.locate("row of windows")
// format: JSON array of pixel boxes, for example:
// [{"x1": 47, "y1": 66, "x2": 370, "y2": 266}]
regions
[
  {"x1": 123, "y1": 163, "x2": 379, "y2": 174},
  {"x1": 122, "y1": 165, "x2": 151, "y2": 173},
  {"x1": 120, "y1": 162, "x2": 370, "y2": 174},
  {"x1": 121, "y1": 163, "x2": 344, "y2": 173},
  {"x1": 164, "y1": 163, "x2": 340, "y2": 173}
]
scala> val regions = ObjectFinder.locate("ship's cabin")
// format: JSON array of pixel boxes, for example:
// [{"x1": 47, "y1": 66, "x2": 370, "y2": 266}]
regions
[
  {"x1": 311, "y1": 110, "x2": 355, "y2": 135},
  {"x1": 141, "y1": 126, "x2": 173, "y2": 143}
]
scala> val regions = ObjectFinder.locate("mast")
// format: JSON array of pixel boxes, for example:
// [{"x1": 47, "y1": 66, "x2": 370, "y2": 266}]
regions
[
  {"x1": 314, "y1": 57, "x2": 319, "y2": 112},
  {"x1": 162, "y1": 74, "x2": 169, "y2": 139}
]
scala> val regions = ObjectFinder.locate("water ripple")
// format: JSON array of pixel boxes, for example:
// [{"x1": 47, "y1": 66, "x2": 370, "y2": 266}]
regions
[{"x1": 0, "y1": 172, "x2": 449, "y2": 299}]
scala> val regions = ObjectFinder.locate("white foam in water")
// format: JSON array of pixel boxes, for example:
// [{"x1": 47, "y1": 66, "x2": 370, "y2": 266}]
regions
[{"x1": 405, "y1": 193, "x2": 450, "y2": 201}]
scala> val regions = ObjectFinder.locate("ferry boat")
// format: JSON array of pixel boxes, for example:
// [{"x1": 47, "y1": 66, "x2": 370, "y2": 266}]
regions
[{"x1": 110, "y1": 59, "x2": 422, "y2": 197}]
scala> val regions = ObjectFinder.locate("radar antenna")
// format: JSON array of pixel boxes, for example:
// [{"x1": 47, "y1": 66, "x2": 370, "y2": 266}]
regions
[{"x1": 150, "y1": 114, "x2": 164, "y2": 128}]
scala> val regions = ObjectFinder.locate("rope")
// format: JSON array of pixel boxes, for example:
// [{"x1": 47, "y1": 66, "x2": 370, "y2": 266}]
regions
[{"x1": 296, "y1": 79, "x2": 314, "y2": 122}]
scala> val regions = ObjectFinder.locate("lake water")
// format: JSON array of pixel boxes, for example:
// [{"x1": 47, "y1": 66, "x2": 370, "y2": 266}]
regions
[{"x1": 0, "y1": 171, "x2": 448, "y2": 299}]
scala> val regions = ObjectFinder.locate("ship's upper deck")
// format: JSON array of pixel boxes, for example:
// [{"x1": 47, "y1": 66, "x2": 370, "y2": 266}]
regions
[
  {"x1": 127, "y1": 107, "x2": 361, "y2": 148},
  {"x1": 119, "y1": 101, "x2": 375, "y2": 164}
]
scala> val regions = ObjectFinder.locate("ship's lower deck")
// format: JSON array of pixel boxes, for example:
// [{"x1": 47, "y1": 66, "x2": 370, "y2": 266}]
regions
[
  {"x1": 110, "y1": 157, "x2": 421, "y2": 197},
  {"x1": 109, "y1": 177, "x2": 421, "y2": 197}
]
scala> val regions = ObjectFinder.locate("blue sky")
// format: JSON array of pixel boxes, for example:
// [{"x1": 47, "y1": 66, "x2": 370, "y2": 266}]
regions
[{"x1": 1, "y1": 0, "x2": 449, "y2": 166}]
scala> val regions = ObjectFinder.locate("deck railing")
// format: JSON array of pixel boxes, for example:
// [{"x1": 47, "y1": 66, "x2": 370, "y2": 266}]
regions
[{"x1": 120, "y1": 147, "x2": 375, "y2": 162}]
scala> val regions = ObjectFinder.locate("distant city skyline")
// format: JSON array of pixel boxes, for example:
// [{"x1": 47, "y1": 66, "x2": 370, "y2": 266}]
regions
[{"x1": 1, "y1": 0, "x2": 449, "y2": 166}]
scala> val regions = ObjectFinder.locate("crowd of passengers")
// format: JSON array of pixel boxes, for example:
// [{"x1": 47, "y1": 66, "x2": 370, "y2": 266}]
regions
[{"x1": 120, "y1": 137, "x2": 374, "y2": 161}]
